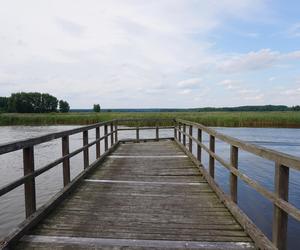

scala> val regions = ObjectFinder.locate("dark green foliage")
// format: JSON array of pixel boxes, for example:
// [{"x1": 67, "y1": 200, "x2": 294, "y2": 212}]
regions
[
  {"x1": 7, "y1": 92, "x2": 58, "y2": 113},
  {"x1": 0, "y1": 97, "x2": 9, "y2": 112},
  {"x1": 59, "y1": 100, "x2": 70, "y2": 113},
  {"x1": 93, "y1": 104, "x2": 101, "y2": 112},
  {"x1": 291, "y1": 105, "x2": 300, "y2": 111}
]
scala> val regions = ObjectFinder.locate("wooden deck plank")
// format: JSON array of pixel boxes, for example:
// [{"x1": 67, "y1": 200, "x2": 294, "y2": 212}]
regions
[{"x1": 17, "y1": 140, "x2": 255, "y2": 249}]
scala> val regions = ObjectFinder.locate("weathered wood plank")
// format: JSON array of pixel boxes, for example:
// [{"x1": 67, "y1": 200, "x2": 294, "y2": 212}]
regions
[{"x1": 15, "y1": 140, "x2": 255, "y2": 250}]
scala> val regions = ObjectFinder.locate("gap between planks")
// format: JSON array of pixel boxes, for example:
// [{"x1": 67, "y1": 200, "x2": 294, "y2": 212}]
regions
[{"x1": 20, "y1": 235, "x2": 255, "y2": 249}]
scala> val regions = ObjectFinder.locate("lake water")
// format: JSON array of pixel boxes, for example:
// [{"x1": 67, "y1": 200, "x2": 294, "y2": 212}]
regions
[{"x1": 0, "y1": 126, "x2": 299, "y2": 249}]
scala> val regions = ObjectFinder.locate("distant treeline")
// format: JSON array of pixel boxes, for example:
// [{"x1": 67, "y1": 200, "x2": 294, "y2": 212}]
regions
[
  {"x1": 0, "y1": 92, "x2": 70, "y2": 113},
  {"x1": 70, "y1": 105, "x2": 300, "y2": 113}
]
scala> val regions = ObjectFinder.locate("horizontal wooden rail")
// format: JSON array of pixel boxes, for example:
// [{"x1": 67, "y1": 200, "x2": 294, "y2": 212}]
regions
[
  {"x1": 0, "y1": 132, "x2": 114, "y2": 197},
  {"x1": 176, "y1": 119, "x2": 300, "y2": 171},
  {"x1": 3, "y1": 117, "x2": 298, "y2": 250},
  {"x1": 175, "y1": 118, "x2": 300, "y2": 250},
  {"x1": 0, "y1": 120, "x2": 117, "y2": 155},
  {"x1": 117, "y1": 126, "x2": 174, "y2": 131},
  {"x1": 0, "y1": 118, "x2": 176, "y2": 221}
]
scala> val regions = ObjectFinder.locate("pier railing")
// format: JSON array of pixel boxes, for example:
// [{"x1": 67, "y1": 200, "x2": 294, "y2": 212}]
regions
[
  {"x1": 0, "y1": 118, "x2": 175, "y2": 247},
  {"x1": 1, "y1": 118, "x2": 300, "y2": 250},
  {"x1": 175, "y1": 118, "x2": 300, "y2": 250},
  {"x1": 0, "y1": 118, "x2": 175, "y2": 218}
]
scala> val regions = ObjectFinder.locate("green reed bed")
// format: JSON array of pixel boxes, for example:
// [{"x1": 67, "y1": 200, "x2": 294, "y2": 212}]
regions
[{"x1": 0, "y1": 112, "x2": 300, "y2": 128}]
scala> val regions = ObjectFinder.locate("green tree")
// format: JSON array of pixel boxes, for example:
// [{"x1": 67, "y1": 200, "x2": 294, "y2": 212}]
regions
[
  {"x1": 291, "y1": 105, "x2": 300, "y2": 111},
  {"x1": 59, "y1": 100, "x2": 70, "y2": 113},
  {"x1": 0, "y1": 97, "x2": 9, "y2": 112},
  {"x1": 7, "y1": 92, "x2": 58, "y2": 113},
  {"x1": 93, "y1": 104, "x2": 101, "y2": 112}
]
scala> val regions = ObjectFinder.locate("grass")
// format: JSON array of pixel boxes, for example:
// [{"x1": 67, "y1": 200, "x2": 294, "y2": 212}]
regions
[{"x1": 1, "y1": 111, "x2": 300, "y2": 127}]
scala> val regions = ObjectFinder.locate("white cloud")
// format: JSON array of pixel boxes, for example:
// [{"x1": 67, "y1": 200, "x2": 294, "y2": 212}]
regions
[
  {"x1": 177, "y1": 78, "x2": 202, "y2": 88},
  {"x1": 218, "y1": 79, "x2": 240, "y2": 90},
  {"x1": 217, "y1": 49, "x2": 280, "y2": 73},
  {"x1": 0, "y1": 0, "x2": 298, "y2": 107}
]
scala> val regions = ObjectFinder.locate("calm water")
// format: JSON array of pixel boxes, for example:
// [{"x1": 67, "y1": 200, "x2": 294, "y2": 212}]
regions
[{"x1": 0, "y1": 126, "x2": 299, "y2": 249}]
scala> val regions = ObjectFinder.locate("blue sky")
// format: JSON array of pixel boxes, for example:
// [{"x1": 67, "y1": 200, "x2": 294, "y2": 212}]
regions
[{"x1": 0, "y1": 0, "x2": 300, "y2": 108}]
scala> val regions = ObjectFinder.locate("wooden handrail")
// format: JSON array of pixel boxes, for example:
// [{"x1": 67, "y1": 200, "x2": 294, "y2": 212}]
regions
[
  {"x1": 0, "y1": 118, "x2": 175, "y2": 213},
  {"x1": 3, "y1": 117, "x2": 299, "y2": 250},
  {"x1": 175, "y1": 118, "x2": 300, "y2": 250},
  {"x1": 176, "y1": 118, "x2": 300, "y2": 171}
]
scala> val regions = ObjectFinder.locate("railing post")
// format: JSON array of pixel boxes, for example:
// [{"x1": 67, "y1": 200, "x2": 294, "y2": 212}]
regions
[
  {"x1": 272, "y1": 163, "x2": 289, "y2": 250},
  {"x1": 62, "y1": 136, "x2": 70, "y2": 186},
  {"x1": 83, "y1": 130, "x2": 89, "y2": 168},
  {"x1": 110, "y1": 123, "x2": 114, "y2": 146},
  {"x1": 183, "y1": 124, "x2": 186, "y2": 146},
  {"x1": 104, "y1": 124, "x2": 108, "y2": 151},
  {"x1": 136, "y1": 127, "x2": 140, "y2": 142},
  {"x1": 179, "y1": 123, "x2": 182, "y2": 142},
  {"x1": 114, "y1": 121, "x2": 118, "y2": 143},
  {"x1": 189, "y1": 125, "x2": 193, "y2": 152},
  {"x1": 209, "y1": 135, "x2": 215, "y2": 178},
  {"x1": 23, "y1": 146, "x2": 36, "y2": 218},
  {"x1": 197, "y1": 129, "x2": 202, "y2": 163},
  {"x1": 156, "y1": 123, "x2": 159, "y2": 141},
  {"x1": 96, "y1": 127, "x2": 100, "y2": 158},
  {"x1": 230, "y1": 146, "x2": 238, "y2": 203},
  {"x1": 174, "y1": 121, "x2": 177, "y2": 139}
]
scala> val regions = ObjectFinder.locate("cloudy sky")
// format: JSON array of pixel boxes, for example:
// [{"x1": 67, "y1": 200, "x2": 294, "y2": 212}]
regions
[{"x1": 1, "y1": 0, "x2": 300, "y2": 108}]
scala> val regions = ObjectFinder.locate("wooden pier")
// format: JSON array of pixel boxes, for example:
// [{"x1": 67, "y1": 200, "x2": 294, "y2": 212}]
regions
[{"x1": 1, "y1": 118, "x2": 300, "y2": 250}]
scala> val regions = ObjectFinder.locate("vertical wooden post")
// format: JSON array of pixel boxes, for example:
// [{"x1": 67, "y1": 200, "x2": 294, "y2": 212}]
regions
[
  {"x1": 174, "y1": 122, "x2": 177, "y2": 139},
  {"x1": 83, "y1": 130, "x2": 89, "y2": 169},
  {"x1": 62, "y1": 136, "x2": 70, "y2": 186},
  {"x1": 114, "y1": 122, "x2": 118, "y2": 143},
  {"x1": 209, "y1": 135, "x2": 215, "y2": 178},
  {"x1": 272, "y1": 163, "x2": 289, "y2": 250},
  {"x1": 110, "y1": 123, "x2": 114, "y2": 146},
  {"x1": 230, "y1": 145, "x2": 238, "y2": 203},
  {"x1": 104, "y1": 125, "x2": 108, "y2": 151},
  {"x1": 136, "y1": 127, "x2": 140, "y2": 142},
  {"x1": 189, "y1": 125, "x2": 193, "y2": 152},
  {"x1": 183, "y1": 124, "x2": 186, "y2": 146},
  {"x1": 156, "y1": 124, "x2": 159, "y2": 141},
  {"x1": 197, "y1": 129, "x2": 202, "y2": 163},
  {"x1": 96, "y1": 127, "x2": 100, "y2": 158},
  {"x1": 23, "y1": 146, "x2": 36, "y2": 218},
  {"x1": 178, "y1": 123, "x2": 182, "y2": 142}
]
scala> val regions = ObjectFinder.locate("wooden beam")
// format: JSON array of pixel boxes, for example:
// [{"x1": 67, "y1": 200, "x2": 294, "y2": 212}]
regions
[
  {"x1": 272, "y1": 163, "x2": 289, "y2": 250},
  {"x1": 183, "y1": 124, "x2": 186, "y2": 146},
  {"x1": 104, "y1": 125, "x2": 108, "y2": 151},
  {"x1": 136, "y1": 127, "x2": 140, "y2": 143},
  {"x1": 189, "y1": 125, "x2": 193, "y2": 152},
  {"x1": 23, "y1": 146, "x2": 36, "y2": 218},
  {"x1": 197, "y1": 129, "x2": 202, "y2": 163},
  {"x1": 83, "y1": 131, "x2": 89, "y2": 169},
  {"x1": 230, "y1": 146, "x2": 238, "y2": 203},
  {"x1": 110, "y1": 123, "x2": 114, "y2": 146},
  {"x1": 178, "y1": 123, "x2": 182, "y2": 142},
  {"x1": 95, "y1": 127, "x2": 100, "y2": 159},
  {"x1": 209, "y1": 135, "x2": 215, "y2": 178},
  {"x1": 114, "y1": 122, "x2": 118, "y2": 143},
  {"x1": 62, "y1": 136, "x2": 70, "y2": 186}
]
